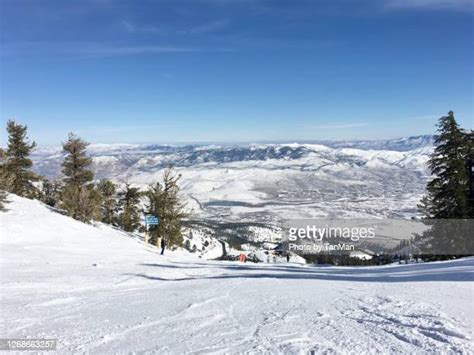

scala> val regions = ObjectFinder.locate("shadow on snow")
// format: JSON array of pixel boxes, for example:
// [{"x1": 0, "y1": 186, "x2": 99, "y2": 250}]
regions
[{"x1": 127, "y1": 259, "x2": 474, "y2": 283}]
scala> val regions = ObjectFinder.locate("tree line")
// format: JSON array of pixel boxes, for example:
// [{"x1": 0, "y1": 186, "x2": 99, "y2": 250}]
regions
[{"x1": 0, "y1": 120, "x2": 185, "y2": 249}]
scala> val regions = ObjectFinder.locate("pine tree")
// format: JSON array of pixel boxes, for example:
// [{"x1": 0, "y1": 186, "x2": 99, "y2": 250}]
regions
[
  {"x1": 145, "y1": 181, "x2": 165, "y2": 246},
  {"x1": 61, "y1": 133, "x2": 93, "y2": 187},
  {"x1": 60, "y1": 133, "x2": 99, "y2": 222},
  {"x1": 61, "y1": 184, "x2": 102, "y2": 223},
  {"x1": 38, "y1": 178, "x2": 61, "y2": 207},
  {"x1": 419, "y1": 112, "x2": 472, "y2": 256},
  {"x1": 145, "y1": 167, "x2": 186, "y2": 248},
  {"x1": 0, "y1": 182, "x2": 10, "y2": 211},
  {"x1": 60, "y1": 184, "x2": 81, "y2": 219},
  {"x1": 97, "y1": 179, "x2": 117, "y2": 224},
  {"x1": 419, "y1": 112, "x2": 470, "y2": 219},
  {"x1": 162, "y1": 168, "x2": 186, "y2": 248},
  {"x1": 118, "y1": 183, "x2": 142, "y2": 232},
  {"x1": 86, "y1": 185, "x2": 102, "y2": 221},
  {"x1": 4, "y1": 120, "x2": 37, "y2": 197},
  {"x1": 466, "y1": 130, "x2": 474, "y2": 218},
  {"x1": 0, "y1": 148, "x2": 13, "y2": 211}
]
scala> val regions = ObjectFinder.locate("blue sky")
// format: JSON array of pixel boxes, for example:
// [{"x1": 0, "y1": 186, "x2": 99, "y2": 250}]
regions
[{"x1": 1, "y1": 0, "x2": 473, "y2": 144}]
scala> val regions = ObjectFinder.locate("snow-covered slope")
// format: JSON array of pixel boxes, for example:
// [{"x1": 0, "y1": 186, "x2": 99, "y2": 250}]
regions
[
  {"x1": 0, "y1": 194, "x2": 197, "y2": 274},
  {"x1": 1, "y1": 195, "x2": 473, "y2": 353}
]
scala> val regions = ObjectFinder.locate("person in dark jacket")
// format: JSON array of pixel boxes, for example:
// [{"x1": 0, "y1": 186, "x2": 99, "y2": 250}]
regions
[
  {"x1": 161, "y1": 238, "x2": 166, "y2": 255},
  {"x1": 286, "y1": 253, "x2": 290, "y2": 263}
]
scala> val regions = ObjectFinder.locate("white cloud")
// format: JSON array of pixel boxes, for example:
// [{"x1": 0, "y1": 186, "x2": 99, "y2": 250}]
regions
[
  {"x1": 1, "y1": 41, "x2": 234, "y2": 57},
  {"x1": 121, "y1": 19, "x2": 230, "y2": 36},
  {"x1": 81, "y1": 45, "x2": 200, "y2": 55}
]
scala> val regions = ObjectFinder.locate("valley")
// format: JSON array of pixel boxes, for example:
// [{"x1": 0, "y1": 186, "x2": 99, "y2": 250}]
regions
[{"x1": 31, "y1": 136, "x2": 433, "y2": 256}]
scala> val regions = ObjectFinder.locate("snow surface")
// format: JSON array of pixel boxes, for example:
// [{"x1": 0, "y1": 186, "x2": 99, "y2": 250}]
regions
[{"x1": 1, "y1": 195, "x2": 473, "y2": 354}]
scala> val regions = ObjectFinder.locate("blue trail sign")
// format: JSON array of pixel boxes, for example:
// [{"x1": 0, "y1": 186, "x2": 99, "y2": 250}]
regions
[{"x1": 146, "y1": 215, "x2": 160, "y2": 225}]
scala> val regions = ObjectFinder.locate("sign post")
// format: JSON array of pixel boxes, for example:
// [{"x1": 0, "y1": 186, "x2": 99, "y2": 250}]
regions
[{"x1": 144, "y1": 215, "x2": 160, "y2": 246}]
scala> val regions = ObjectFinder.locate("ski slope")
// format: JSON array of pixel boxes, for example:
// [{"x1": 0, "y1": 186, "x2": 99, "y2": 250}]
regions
[{"x1": 1, "y1": 195, "x2": 473, "y2": 354}]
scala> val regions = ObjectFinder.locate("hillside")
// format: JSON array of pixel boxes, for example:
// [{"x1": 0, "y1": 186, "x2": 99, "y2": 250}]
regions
[{"x1": 1, "y1": 195, "x2": 473, "y2": 353}]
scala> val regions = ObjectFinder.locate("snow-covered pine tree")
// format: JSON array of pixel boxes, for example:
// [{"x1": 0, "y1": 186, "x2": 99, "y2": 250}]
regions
[
  {"x1": 60, "y1": 133, "x2": 100, "y2": 222},
  {"x1": 145, "y1": 167, "x2": 186, "y2": 248},
  {"x1": 419, "y1": 111, "x2": 472, "y2": 256},
  {"x1": 4, "y1": 120, "x2": 38, "y2": 198},
  {"x1": 117, "y1": 183, "x2": 142, "y2": 232},
  {"x1": 97, "y1": 179, "x2": 117, "y2": 224}
]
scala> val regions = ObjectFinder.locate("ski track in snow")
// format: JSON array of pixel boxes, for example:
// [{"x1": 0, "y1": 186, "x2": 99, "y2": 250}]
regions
[{"x1": 1, "y1": 195, "x2": 473, "y2": 354}]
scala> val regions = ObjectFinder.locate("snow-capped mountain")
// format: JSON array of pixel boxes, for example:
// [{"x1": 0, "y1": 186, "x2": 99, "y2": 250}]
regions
[
  {"x1": 32, "y1": 135, "x2": 433, "y2": 175},
  {"x1": 318, "y1": 135, "x2": 434, "y2": 151},
  {"x1": 32, "y1": 135, "x2": 432, "y2": 179},
  {"x1": 31, "y1": 136, "x2": 433, "y2": 247}
]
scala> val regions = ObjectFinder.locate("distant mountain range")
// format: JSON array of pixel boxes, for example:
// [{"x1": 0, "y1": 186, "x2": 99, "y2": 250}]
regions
[
  {"x1": 313, "y1": 135, "x2": 433, "y2": 151},
  {"x1": 31, "y1": 135, "x2": 434, "y2": 250},
  {"x1": 32, "y1": 135, "x2": 433, "y2": 180}
]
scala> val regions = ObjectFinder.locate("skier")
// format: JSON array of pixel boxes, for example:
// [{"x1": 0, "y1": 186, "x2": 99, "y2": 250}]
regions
[
  {"x1": 286, "y1": 253, "x2": 290, "y2": 263},
  {"x1": 161, "y1": 238, "x2": 166, "y2": 255}
]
